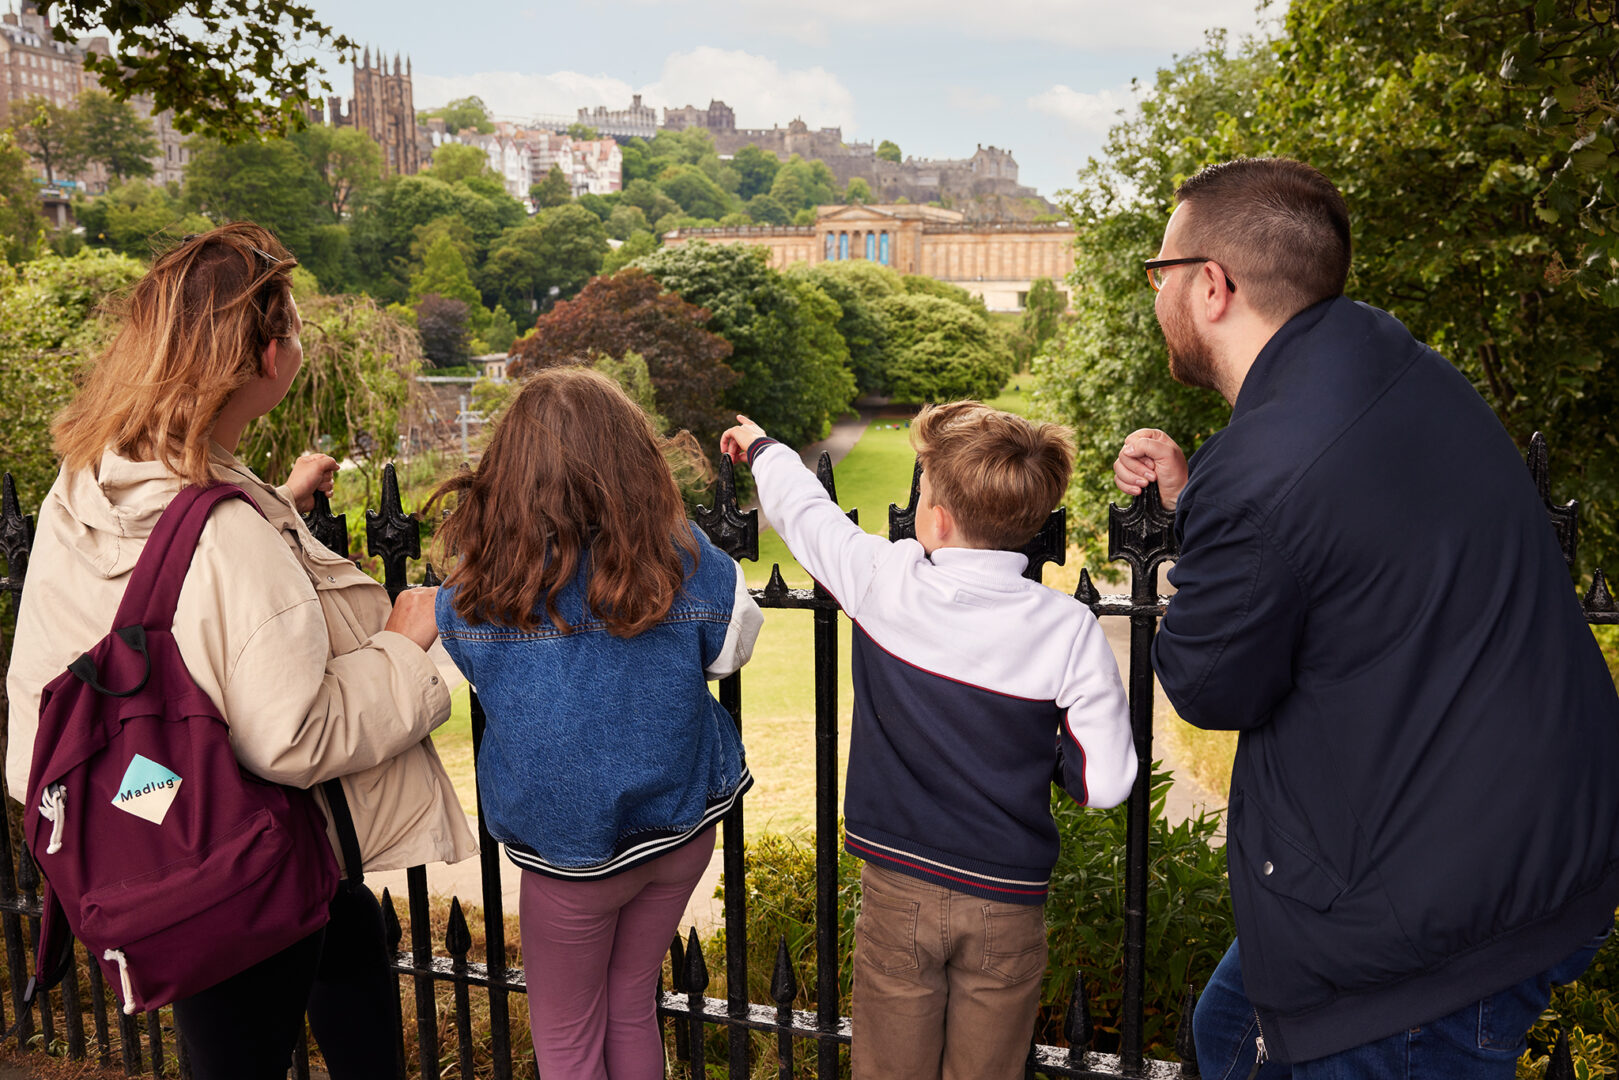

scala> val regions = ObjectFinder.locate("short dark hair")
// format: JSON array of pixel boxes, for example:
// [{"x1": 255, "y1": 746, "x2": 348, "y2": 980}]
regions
[{"x1": 1174, "y1": 158, "x2": 1351, "y2": 323}]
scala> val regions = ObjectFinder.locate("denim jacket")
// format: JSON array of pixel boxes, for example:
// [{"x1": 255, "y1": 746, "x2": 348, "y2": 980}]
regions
[{"x1": 437, "y1": 525, "x2": 762, "y2": 879}]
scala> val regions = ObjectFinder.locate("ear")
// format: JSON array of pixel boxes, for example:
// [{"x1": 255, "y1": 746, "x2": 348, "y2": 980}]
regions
[
  {"x1": 931, "y1": 501, "x2": 956, "y2": 545},
  {"x1": 1200, "y1": 261, "x2": 1234, "y2": 322},
  {"x1": 261, "y1": 338, "x2": 280, "y2": 381}
]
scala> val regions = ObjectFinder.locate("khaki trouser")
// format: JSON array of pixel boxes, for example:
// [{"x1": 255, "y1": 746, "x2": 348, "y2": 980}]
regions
[{"x1": 851, "y1": 862, "x2": 1048, "y2": 1080}]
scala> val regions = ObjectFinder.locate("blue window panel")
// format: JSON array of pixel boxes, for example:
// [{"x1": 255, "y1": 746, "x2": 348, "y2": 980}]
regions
[
  {"x1": 865, "y1": 233, "x2": 876, "y2": 260},
  {"x1": 839, "y1": 233, "x2": 849, "y2": 260},
  {"x1": 879, "y1": 232, "x2": 890, "y2": 265},
  {"x1": 825, "y1": 233, "x2": 835, "y2": 261}
]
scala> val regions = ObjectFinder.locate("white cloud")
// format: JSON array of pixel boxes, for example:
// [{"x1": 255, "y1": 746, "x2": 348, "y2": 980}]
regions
[
  {"x1": 640, "y1": 0, "x2": 1269, "y2": 51},
  {"x1": 946, "y1": 86, "x2": 1003, "y2": 115},
  {"x1": 1027, "y1": 84, "x2": 1137, "y2": 134},
  {"x1": 414, "y1": 47, "x2": 855, "y2": 132}
]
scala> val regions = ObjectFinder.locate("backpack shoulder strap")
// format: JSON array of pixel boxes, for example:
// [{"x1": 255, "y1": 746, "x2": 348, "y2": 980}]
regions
[{"x1": 111, "y1": 483, "x2": 265, "y2": 632}]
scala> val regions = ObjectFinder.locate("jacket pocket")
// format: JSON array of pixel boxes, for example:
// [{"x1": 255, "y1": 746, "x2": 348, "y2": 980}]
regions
[{"x1": 1230, "y1": 790, "x2": 1344, "y2": 912}]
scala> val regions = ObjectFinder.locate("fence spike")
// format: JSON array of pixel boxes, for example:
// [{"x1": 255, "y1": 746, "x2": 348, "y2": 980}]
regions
[
  {"x1": 1585, "y1": 569, "x2": 1616, "y2": 614},
  {"x1": 1546, "y1": 1027, "x2": 1576, "y2": 1080},
  {"x1": 302, "y1": 489, "x2": 349, "y2": 559},
  {"x1": 422, "y1": 562, "x2": 442, "y2": 588},
  {"x1": 1176, "y1": 983, "x2": 1200, "y2": 1076},
  {"x1": 367, "y1": 463, "x2": 420, "y2": 601},
  {"x1": 684, "y1": 927, "x2": 709, "y2": 994},
  {"x1": 445, "y1": 898, "x2": 471, "y2": 959},
  {"x1": 17, "y1": 841, "x2": 38, "y2": 893},
  {"x1": 1109, "y1": 481, "x2": 1179, "y2": 605},
  {"x1": 381, "y1": 888, "x2": 402, "y2": 952},
  {"x1": 1074, "y1": 567, "x2": 1100, "y2": 610},
  {"x1": 770, "y1": 936, "x2": 797, "y2": 1006},
  {"x1": 1526, "y1": 432, "x2": 1579, "y2": 571},
  {"x1": 1064, "y1": 970, "x2": 1092, "y2": 1053},
  {"x1": 764, "y1": 565, "x2": 789, "y2": 603},
  {"x1": 695, "y1": 453, "x2": 760, "y2": 563},
  {"x1": 1020, "y1": 506, "x2": 1067, "y2": 582},
  {"x1": 888, "y1": 459, "x2": 922, "y2": 542},
  {"x1": 669, "y1": 933, "x2": 686, "y2": 993}
]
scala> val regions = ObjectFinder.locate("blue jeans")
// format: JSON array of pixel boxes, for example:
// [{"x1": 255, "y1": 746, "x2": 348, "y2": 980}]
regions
[{"x1": 1193, "y1": 933, "x2": 1608, "y2": 1079}]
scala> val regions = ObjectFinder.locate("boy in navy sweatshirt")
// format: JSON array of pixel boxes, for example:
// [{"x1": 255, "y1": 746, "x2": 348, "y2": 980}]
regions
[{"x1": 722, "y1": 403, "x2": 1135, "y2": 1080}]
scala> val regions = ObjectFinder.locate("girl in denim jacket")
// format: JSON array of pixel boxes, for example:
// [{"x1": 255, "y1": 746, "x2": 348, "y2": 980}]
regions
[{"x1": 429, "y1": 367, "x2": 762, "y2": 1079}]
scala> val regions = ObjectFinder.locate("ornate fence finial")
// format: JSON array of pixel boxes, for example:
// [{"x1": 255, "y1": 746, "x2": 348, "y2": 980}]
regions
[
  {"x1": 1176, "y1": 983, "x2": 1200, "y2": 1076},
  {"x1": 1074, "y1": 568, "x2": 1101, "y2": 611},
  {"x1": 1585, "y1": 569, "x2": 1616, "y2": 620},
  {"x1": 367, "y1": 464, "x2": 420, "y2": 601},
  {"x1": 303, "y1": 489, "x2": 349, "y2": 559},
  {"x1": 1527, "y1": 433, "x2": 1579, "y2": 572},
  {"x1": 1109, "y1": 482, "x2": 1178, "y2": 605},
  {"x1": 696, "y1": 454, "x2": 759, "y2": 563},
  {"x1": 770, "y1": 936, "x2": 797, "y2": 1007},
  {"x1": 1064, "y1": 970, "x2": 1092, "y2": 1062},
  {"x1": 684, "y1": 927, "x2": 709, "y2": 995},
  {"x1": 445, "y1": 898, "x2": 471, "y2": 962},
  {"x1": 817, "y1": 452, "x2": 857, "y2": 527},
  {"x1": 1020, "y1": 507, "x2": 1067, "y2": 582},
  {"x1": 889, "y1": 460, "x2": 922, "y2": 541},
  {"x1": 764, "y1": 565, "x2": 790, "y2": 603}
]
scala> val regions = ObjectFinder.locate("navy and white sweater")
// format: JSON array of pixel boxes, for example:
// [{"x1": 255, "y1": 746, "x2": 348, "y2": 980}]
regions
[{"x1": 749, "y1": 439, "x2": 1135, "y2": 905}]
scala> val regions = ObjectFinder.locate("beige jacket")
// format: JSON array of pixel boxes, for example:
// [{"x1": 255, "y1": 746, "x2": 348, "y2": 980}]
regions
[{"x1": 4, "y1": 446, "x2": 478, "y2": 873}]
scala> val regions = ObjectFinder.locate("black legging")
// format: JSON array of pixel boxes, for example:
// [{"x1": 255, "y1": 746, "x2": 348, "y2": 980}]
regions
[{"x1": 172, "y1": 881, "x2": 396, "y2": 1080}]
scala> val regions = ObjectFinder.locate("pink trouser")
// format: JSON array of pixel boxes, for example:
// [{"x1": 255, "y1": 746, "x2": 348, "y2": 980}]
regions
[{"x1": 519, "y1": 826, "x2": 716, "y2": 1080}]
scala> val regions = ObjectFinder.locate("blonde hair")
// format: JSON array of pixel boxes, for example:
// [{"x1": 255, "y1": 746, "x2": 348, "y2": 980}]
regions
[
  {"x1": 53, "y1": 223, "x2": 299, "y2": 486},
  {"x1": 910, "y1": 401, "x2": 1074, "y2": 550}
]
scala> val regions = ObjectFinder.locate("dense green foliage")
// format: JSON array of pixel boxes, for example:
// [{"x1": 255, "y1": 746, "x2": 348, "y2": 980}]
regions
[
  {"x1": 0, "y1": 249, "x2": 145, "y2": 503},
  {"x1": 1037, "y1": 5, "x2": 1619, "y2": 575},
  {"x1": 417, "y1": 96, "x2": 495, "y2": 136},
  {"x1": 0, "y1": 132, "x2": 45, "y2": 264},
  {"x1": 73, "y1": 180, "x2": 211, "y2": 258},
  {"x1": 637, "y1": 242, "x2": 854, "y2": 448}
]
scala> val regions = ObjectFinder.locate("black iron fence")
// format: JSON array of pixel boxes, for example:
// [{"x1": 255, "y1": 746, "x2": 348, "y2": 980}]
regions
[{"x1": 0, "y1": 433, "x2": 1611, "y2": 1079}]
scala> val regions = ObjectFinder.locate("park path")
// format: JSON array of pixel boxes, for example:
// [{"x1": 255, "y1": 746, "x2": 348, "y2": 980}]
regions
[{"x1": 372, "y1": 408, "x2": 1222, "y2": 939}]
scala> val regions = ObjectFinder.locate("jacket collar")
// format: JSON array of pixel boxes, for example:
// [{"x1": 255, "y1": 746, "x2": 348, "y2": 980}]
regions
[
  {"x1": 926, "y1": 545, "x2": 1031, "y2": 584},
  {"x1": 1230, "y1": 296, "x2": 1342, "y2": 423}
]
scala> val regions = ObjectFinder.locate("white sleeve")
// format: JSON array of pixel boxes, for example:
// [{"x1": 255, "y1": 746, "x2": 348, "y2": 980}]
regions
[
  {"x1": 1055, "y1": 615, "x2": 1137, "y2": 809},
  {"x1": 706, "y1": 559, "x2": 764, "y2": 679},
  {"x1": 750, "y1": 440, "x2": 891, "y2": 618}
]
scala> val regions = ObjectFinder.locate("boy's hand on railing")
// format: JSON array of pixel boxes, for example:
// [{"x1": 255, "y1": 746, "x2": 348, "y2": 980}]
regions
[
  {"x1": 1114, "y1": 429, "x2": 1188, "y2": 511},
  {"x1": 285, "y1": 452, "x2": 339, "y2": 514},
  {"x1": 385, "y1": 586, "x2": 441, "y2": 652},
  {"x1": 720, "y1": 415, "x2": 770, "y2": 464}
]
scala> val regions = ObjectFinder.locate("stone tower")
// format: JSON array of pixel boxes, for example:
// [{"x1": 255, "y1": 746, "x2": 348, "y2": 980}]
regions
[{"x1": 349, "y1": 46, "x2": 420, "y2": 175}]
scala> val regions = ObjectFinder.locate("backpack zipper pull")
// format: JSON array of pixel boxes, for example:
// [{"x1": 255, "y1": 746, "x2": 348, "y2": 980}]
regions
[
  {"x1": 103, "y1": 949, "x2": 135, "y2": 1015},
  {"x1": 38, "y1": 785, "x2": 67, "y2": 854}
]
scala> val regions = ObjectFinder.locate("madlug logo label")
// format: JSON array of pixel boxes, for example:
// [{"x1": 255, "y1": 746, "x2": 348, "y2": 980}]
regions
[{"x1": 112, "y1": 754, "x2": 182, "y2": 825}]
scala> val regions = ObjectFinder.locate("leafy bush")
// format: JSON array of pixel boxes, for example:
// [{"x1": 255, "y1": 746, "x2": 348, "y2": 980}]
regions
[{"x1": 1520, "y1": 912, "x2": 1619, "y2": 1078}]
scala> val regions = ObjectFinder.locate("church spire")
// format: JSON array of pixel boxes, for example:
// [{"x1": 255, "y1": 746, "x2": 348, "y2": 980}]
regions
[
  {"x1": 393, "y1": 51, "x2": 400, "y2": 75},
  {"x1": 361, "y1": 44, "x2": 369, "y2": 69}
]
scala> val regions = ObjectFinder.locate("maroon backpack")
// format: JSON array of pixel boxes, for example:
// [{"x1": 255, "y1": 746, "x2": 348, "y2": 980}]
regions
[{"x1": 23, "y1": 483, "x2": 340, "y2": 1014}]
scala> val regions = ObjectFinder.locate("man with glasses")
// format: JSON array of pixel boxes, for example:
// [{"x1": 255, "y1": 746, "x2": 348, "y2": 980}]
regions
[{"x1": 1112, "y1": 157, "x2": 1619, "y2": 1078}]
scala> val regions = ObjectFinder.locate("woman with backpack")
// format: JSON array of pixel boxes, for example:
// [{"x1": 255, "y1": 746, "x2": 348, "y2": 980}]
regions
[{"x1": 4, "y1": 223, "x2": 476, "y2": 1079}]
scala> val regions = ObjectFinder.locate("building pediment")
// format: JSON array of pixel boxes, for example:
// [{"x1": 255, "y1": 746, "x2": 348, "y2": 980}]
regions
[{"x1": 815, "y1": 204, "x2": 900, "y2": 225}]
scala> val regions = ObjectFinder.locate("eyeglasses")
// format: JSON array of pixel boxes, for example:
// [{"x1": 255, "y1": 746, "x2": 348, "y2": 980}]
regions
[{"x1": 1145, "y1": 257, "x2": 1236, "y2": 293}]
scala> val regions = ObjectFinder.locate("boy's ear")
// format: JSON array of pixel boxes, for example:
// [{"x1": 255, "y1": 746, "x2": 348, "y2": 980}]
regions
[
  {"x1": 932, "y1": 502, "x2": 955, "y2": 545},
  {"x1": 261, "y1": 338, "x2": 280, "y2": 381}
]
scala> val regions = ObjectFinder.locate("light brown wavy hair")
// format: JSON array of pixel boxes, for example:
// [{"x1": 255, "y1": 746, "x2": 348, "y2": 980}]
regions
[
  {"x1": 53, "y1": 223, "x2": 299, "y2": 487},
  {"x1": 429, "y1": 366, "x2": 707, "y2": 638},
  {"x1": 910, "y1": 400, "x2": 1074, "y2": 550}
]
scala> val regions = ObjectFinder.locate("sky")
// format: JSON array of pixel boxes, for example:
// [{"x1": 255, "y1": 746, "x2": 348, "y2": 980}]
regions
[{"x1": 301, "y1": 0, "x2": 1275, "y2": 202}]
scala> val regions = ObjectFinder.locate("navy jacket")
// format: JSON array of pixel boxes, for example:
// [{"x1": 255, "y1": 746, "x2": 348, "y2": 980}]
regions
[
  {"x1": 749, "y1": 439, "x2": 1135, "y2": 904},
  {"x1": 1155, "y1": 297, "x2": 1619, "y2": 1061}
]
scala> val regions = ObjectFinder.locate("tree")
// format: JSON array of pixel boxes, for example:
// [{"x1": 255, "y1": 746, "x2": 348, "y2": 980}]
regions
[
  {"x1": 745, "y1": 193, "x2": 790, "y2": 226},
  {"x1": 409, "y1": 233, "x2": 482, "y2": 310},
  {"x1": 1012, "y1": 277, "x2": 1067, "y2": 367},
  {"x1": 878, "y1": 292, "x2": 1012, "y2": 403},
  {"x1": 844, "y1": 177, "x2": 872, "y2": 204},
  {"x1": 48, "y1": 0, "x2": 356, "y2": 139},
  {"x1": 184, "y1": 136, "x2": 330, "y2": 254},
  {"x1": 0, "y1": 131, "x2": 45, "y2": 263},
  {"x1": 605, "y1": 204, "x2": 649, "y2": 241},
  {"x1": 75, "y1": 91, "x2": 157, "y2": 181},
  {"x1": 602, "y1": 230, "x2": 657, "y2": 276},
  {"x1": 478, "y1": 203, "x2": 609, "y2": 318},
  {"x1": 788, "y1": 260, "x2": 900, "y2": 394},
  {"x1": 877, "y1": 140, "x2": 902, "y2": 164},
  {"x1": 429, "y1": 142, "x2": 493, "y2": 185},
  {"x1": 292, "y1": 125, "x2": 384, "y2": 218},
  {"x1": 567, "y1": 122, "x2": 600, "y2": 140},
  {"x1": 657, "y1": 165, "x2": 733, "y2": 220},
  {"x1": 619, "y1": 178, "x2": 680, "y2": 227},
  {"x1": 418, "y1": 96, "x2": 494, "y2": 136},
  {"x1": 509, "y1": 267, "x2": 739, "y2": 446},
  {"x1": 0, "y1": 249, "x2": 144, "y2": 503},
  {"x1": 415, "y1": 294, "x2": 472, "y2": 367},
  {"x1": 531, "y1": 164, "x2": 572, "y2": 208},
  {"x1": 75, "y1": 180, "x2": 212, "y2": 258},
  {"x1": 770, "y1": 155, "x2": 837, "y2": 214},
  {"x1": 637, "y1": 241, "x2": 855, "y2": 447},
  {"x1": 732, "y1": 144, "x2": 780, "y2": 201},
  {"x1": 14, "y1": 96, "x2": 83, "y2": 186}
]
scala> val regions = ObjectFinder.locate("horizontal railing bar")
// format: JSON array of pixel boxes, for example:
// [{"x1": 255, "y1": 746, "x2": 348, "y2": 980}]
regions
[
  {"x1": 655, "y1": 993, "x2": 853, "y2": 1043},
  {"x1": 1028, "y1": 1046, "x2": 1188, "y2": 1079},
  {"x1": 389, "y1": 954, "x2": 526, "y2": 991}
]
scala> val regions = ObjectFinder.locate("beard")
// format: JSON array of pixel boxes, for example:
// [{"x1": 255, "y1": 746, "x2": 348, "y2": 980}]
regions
[{"x1": 1159, "y1": 287, "x2": 1220, "y2": 393}]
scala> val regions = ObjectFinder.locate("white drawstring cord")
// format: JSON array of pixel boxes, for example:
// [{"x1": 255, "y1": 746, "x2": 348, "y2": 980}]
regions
[
  {"x1": 38, "y1": 785, "x2": 66, "y2": 855},
  {"x1": 103, "y1": 949, "x2": 135, "y2": 1015}
]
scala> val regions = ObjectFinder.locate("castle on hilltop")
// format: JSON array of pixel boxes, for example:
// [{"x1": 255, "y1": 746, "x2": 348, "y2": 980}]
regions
[
  {"x1": 656, "y1": 98, "x2": 1044, "y2": 208},
  {"x1": 308, "y1": 46, "x2": 421, "y2": 175}
]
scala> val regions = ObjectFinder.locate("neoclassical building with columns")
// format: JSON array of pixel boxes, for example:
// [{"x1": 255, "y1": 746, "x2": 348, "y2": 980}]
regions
[{"x1": 662, "y1": 204, "x2": 1072, "y2": 311}]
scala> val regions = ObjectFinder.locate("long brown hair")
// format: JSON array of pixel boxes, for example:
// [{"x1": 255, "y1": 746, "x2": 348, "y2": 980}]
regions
[
  {"x1": 429, "y1": 366, "x2": 705, "y2": 638},
  {"x1": 53, "y1": 223, "x2": 299, "y2": 486}
]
